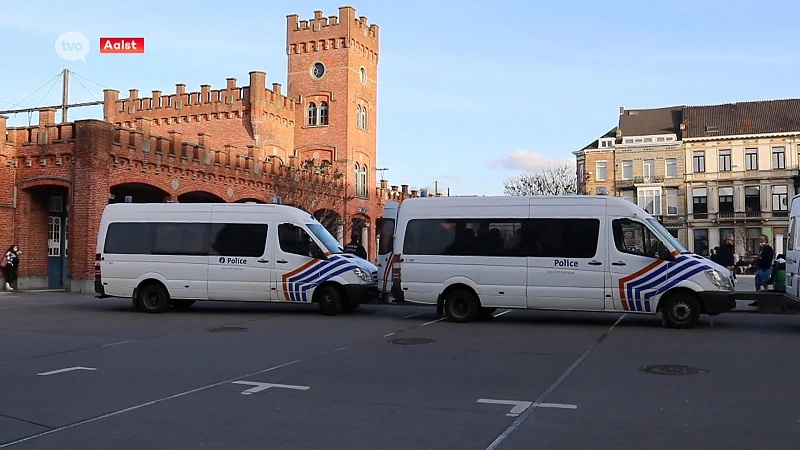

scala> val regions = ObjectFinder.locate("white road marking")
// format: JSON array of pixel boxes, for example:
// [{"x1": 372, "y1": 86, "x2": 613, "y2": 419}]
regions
[
  {"x1": 485, "y1": 313, "x2": 626, "y2": 450},
  {"x1": 0, "y1": 359, "x2": 302, "y2": 448},
  {"x1": 403, "y1": 312, "x2": 422, "y2": 319},
  {"x1": 383, "y1": 332, "x2": 396, "y2": 337},
  {"x1": 231, "y1": 381, "x2": 310, "y2": 396},
  {"x1": 420, "y1": 318, "x2": 445, "y2": 327},
  {"x1": 492, "y1": 310, "x2": 512, "y2": 318},
  {"x1": 332, "y1": 346, "x2": 348, "y2": 352},
  {"x1": 37, "y1": 367, "x2": 96, "y2": 376},
  {"x1": 535, "y1": 402, "x2": 577, "y2": 409},
  {"x1": 102, "y1": 340, "x2": 134, "y2": 348},
  {"x1": 477, "y1": 399, "x2": 533, "y2": 417}
]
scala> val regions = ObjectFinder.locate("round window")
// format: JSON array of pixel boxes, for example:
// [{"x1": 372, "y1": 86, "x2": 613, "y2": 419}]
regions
[{"x1": 311, "y1": 62, "x2": 325, "y2": 79}]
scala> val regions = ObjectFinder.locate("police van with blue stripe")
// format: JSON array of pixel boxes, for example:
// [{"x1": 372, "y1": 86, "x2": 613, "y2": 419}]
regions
[
  {"x1": 379, "y1": 195, "x2": 737, "y2": 328},
  {"x1": 95, "y1": 203, "x2": 379, "y2": 315}
]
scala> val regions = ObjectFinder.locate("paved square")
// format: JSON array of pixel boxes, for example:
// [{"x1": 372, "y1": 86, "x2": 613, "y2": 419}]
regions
[{"x1": 0, "y1": 291, "x2": 797, "y2": 449}]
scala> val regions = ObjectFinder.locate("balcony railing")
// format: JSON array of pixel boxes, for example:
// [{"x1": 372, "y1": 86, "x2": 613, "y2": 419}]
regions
[
  {"x1": 685, "y1": 168, "x2": 799, "y2": 182},
  {"x1": 687, "y1": 211, "x2": 789, "y2": 221},
  {"x1": 615, "y1": 175, "x2": 666, "y2": 187}
]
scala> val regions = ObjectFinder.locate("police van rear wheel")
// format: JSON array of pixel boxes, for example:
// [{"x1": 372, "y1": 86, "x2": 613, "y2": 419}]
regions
[
  {"x1": 317, "y1": 286, "x2": 343, "y2": 316},
  {"x1": 444, "y1": 288, "x2": 480, "y2": 323},
  {"x1": 660, "y1": 294, "x2": 700, "y2": 329},
  {"x1": 136, "y1": 284, "x2": 170, "y2": 314}
]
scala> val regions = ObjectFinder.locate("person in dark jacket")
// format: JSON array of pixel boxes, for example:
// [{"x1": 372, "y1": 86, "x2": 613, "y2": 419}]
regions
[
  {"x1": 343, "y1": 231, "x2": 367, "y2": 260},
  {"x1": 717, "y1": 234, "x2": 736, "y2": 279}
]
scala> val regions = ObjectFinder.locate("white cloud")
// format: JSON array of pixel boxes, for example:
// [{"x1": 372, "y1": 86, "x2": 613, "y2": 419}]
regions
[{"x1": 488, "y1": 150, "x2": 575, "y2": 172}]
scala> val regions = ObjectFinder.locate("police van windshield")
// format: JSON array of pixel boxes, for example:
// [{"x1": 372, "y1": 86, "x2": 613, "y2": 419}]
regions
[
  {"x1": 646, "y1": 218, "x2": 688, "y2": 253},
  {"x1": 307, "y1": 223, "x2": 343, "y2": 254}
]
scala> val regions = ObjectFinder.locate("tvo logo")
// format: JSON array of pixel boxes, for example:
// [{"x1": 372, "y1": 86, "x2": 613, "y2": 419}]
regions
[
  {"x1": 220, "y1": 257, "x2": 247, "y2": 265},
  {"x1": 55, "y1": 32, "x2": 90, "y2": 62}
]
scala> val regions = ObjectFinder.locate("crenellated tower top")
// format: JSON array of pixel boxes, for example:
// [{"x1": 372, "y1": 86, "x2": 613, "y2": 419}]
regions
[{"x1": 286, "y1": 6, "x2": 379, "y2": 62}]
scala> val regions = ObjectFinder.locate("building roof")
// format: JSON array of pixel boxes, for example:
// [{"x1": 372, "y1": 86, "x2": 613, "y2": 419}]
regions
[
  {"x1": 581, "y1": 127, "x2": 617, "y2": 150},
  {"x1": 683, "y1": 98, "x2": 800, "y2": 138},
  {"x1": 618, "y1": 106, "x2": 683, "y2": 137}
]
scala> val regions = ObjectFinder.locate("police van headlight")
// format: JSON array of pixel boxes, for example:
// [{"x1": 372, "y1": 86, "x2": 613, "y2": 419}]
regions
[
  {"x1": 705, "y1": 269, "x2": 733, "y2": 290},
  {"x1": 352, "y1": 267, "x2": 373, "y2": 282}
]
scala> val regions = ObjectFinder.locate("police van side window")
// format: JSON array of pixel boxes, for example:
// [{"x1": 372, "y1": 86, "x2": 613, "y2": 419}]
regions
[
  {"x1": 377, "y1": 218, "x2": 395, "y2": 254},
  {"x1": 105, "y1": 223, "x2": 153, "y2": 254},
  {"x1": 402, "y1": 218, "x2": 524, "y2": 256},
  {"x1": 210, "y1": 224, "x2": 268, "y2": 257},
  {"x1": 612, "y1": 219, "x2": 660, "y2": 258},
  {"x1": 278, "y1": 223, "x2": 316, "y2": 257},
  {"x1": 152, "y1": 223, "x2": 210, "y2": 256},
  {"x1": 522, "y1": 218, "x2": 600, "y2": 258}
]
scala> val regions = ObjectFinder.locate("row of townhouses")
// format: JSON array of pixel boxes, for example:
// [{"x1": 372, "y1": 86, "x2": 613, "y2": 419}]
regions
[{"x1": 573, "y1": 99, "x2": 800, "y2": 258}]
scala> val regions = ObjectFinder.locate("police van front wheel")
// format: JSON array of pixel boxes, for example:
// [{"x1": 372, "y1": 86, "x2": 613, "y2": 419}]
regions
[
  {"x1": 444, "y1": 288, "x2": 480, "y2": 323},
  {"x1": 317, "y1": 286, "x2": 343, "y2": 316},
  {"x1": 660, "y1": 293, "x2": 701, "y2": 329}
]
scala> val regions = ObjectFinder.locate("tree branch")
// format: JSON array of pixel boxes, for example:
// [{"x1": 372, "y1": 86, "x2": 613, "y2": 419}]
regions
[{"x1": 503, "y1": 163, "x2": 578, "y2": 196}]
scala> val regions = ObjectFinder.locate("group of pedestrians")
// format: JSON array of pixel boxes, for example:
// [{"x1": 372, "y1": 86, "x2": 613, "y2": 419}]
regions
[{"x1": 711, "y1": 234, "x2": 785, "y2": 306}]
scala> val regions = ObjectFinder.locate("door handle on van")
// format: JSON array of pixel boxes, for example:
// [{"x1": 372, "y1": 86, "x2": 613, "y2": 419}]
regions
[
  {"x1": 588, "y1": 260, "x2": 602, "y2": 266},
  {"x1": 611, "y1": 261, "x2": 627, "y2": 266},
  {"x1": 258, "y1": 259, "x2": 269, "y2": 263},
  {"x1": 276, "y1": 260, "x2": 288, "y2": 264}
]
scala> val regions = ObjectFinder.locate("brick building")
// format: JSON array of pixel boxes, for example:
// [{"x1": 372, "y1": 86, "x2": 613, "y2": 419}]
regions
[{"x1": 0, "y1": 6, "x2": 421, "y2": 292}]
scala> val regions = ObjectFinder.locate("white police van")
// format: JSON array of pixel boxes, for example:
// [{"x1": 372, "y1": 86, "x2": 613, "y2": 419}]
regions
[
  {"x1": 783, "y1": 194, "x2": 800, "y2": 304},
  {"x1": 95, "y1": 203, "x2": 379, "y2": 315},
  {"x1": 381, "y1": 195, "x2": 736, "y2": 328}
]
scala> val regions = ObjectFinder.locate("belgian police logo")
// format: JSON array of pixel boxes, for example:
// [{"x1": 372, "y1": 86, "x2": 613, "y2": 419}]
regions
[{"x1": 219, "y1": 257, "x2": 225, "y2": 263}]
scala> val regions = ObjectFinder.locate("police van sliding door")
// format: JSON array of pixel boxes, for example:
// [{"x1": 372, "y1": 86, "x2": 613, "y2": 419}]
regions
[
  {"x1": 207, "y1": 210, "x2": 273, "y2": 302},
  {"x1": 525, "y1": 213, "x2": 606, "y2": 311}
]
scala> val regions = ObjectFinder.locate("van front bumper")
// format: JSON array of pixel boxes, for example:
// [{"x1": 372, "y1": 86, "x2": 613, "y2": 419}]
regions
[
  {"x1": 699, "y1": 290, "x2": 737, "y2": 315},
  {"x1": 345, "y1": 284, "x2": 380, "y2": 305}
]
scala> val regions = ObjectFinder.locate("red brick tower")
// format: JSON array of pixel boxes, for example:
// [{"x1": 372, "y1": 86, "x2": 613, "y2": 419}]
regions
[{"x1": 286, "y1": 6, "x2": 380, "y2": 253}]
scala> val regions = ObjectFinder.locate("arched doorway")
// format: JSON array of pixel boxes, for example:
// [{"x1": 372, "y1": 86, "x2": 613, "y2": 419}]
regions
[
  {"x1": 313, "y1": 208, "x2": 342, "y2": 242},
  {"x1": 177, "y1": 191, "x2": 225, "y2": 203},
  {"x1": 110, "y1": 182, "x2": 170, "y2": 203},
  {"x1": 234, "y1": 198, "x2": 266, "y2": 204}
]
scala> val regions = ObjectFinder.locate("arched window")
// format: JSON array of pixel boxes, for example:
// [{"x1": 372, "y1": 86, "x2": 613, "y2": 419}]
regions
[
  {"x1": 307, "y1": 103, "x2": 317, "y2": 126},
  {"x1": 354, "y1": 162, "x2": 361, "y2": 196},
  {"x1": 359, "y1": 164, "x2": 368, "y2": 198},
  {"x1": 356, "y1": 105, "x2": 368, "y2": 130},
  {"x1": 319, "y1": 101, "x2": 329, "y2": 125}
]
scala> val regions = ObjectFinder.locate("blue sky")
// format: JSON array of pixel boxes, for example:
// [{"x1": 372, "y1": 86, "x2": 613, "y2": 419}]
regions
[{"x1": 1, "y1": 0, "x2": 797, "y2": 196}]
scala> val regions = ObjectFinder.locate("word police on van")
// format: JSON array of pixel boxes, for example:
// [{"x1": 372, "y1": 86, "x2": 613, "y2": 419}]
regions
[
  {"x1": 379, "y1": 195, "x2": 736, "y2": 329},
  {"x1": 95, "y1": 203, "x2": 379, "y2": 315}
]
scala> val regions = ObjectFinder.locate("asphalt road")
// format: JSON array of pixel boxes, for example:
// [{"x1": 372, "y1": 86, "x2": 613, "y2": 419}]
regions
[{"x1": 0, "y1": 291, "x2": 798, "y2": 450}]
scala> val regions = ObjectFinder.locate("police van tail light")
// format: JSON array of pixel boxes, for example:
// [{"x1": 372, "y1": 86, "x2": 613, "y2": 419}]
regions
[
  {"x1": 94, "y1": 253, "x2": 102, "y2": 277},
  {"x1": 391, "y1": 254, "x2": 402, "y2": 283}
]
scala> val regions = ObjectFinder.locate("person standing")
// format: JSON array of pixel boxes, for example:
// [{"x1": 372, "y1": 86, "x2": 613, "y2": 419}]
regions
[
  {"x1": 717, "y1": 234, "x2": 736, "y2": 280},
  {"x1": 2, "y1": 245, "x2": 20, "y2": 291},
  {"x1": 750, "y1": 235, "x2": 775, "y2": 307},
  {"x1": 343, "y1": 231, "x2": 367, "y2": 260}
]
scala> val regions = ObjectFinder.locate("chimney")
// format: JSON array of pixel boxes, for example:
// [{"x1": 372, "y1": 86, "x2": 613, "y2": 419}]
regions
[
  {"x1": 0, "y1": 115, "x2": 7, "y2": 143},
  {"x1": 391, "y1": 185, "x2": 398, "y2": 192},
  {"x1": 38, "y1": 108, "x2": 56, "y2": 127},
  {"x1": 176, "y1": 84, "x2": 186, "y2": 95},
  {"x1": 152, "y1": 90, "x2": 162, "y2": 107},
  {"x1": 103, "y1": 89, "x2": 120, "y2": 120},
  {"x1": 619, "y1": 106, "x2": 624, "y2": 114},
  {"x1": 380, "y1": 180, "x2": 388, "y2": 189},
  {"x1": 129, "y1": 89, "x2": 139, "y2": 100},
  {"x1": 226, "y1": 78, "x2": 237, "y2": 90},
  {"x1": 401, "y1": 184, "x2": 408, "y2": 195},
  {"x1": 272, "y1": 83, "x2": 282, "y2": 95},
  {"x1": 410, "y1": 189, "x2": 418, "y2": 197}
]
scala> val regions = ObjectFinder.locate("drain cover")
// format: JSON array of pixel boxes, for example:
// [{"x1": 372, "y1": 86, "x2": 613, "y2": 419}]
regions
[
  {"x1": 639, "y1": 365, "x2": 704, "y2": 376},
  {"x1": 389, "y1": 337, "x2": 435, "y2": 345},
  {"x1": 208, "y1": 326, "x2": 248, "y2": 333}
]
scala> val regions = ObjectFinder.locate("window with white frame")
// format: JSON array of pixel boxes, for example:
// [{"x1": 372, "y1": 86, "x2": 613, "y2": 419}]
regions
[
  {"x1": 745, "y1": 148, "x2": 758, "y2": 170},
  {"x1": 595, "y1": 161, "x2": 607, "y2": 181},
  {"x1": 665, "y1": 158, "x2": 678, "y2": 178},
  {"x1": 666, "y1": 188, "x2": 679, "y2": 215},
  {"x1": 600, "y1": 139, "x2": 614, "y2": 148},
  {"x1": 773, "y1": 147, "x2": 786, "y2": 169},
  {"x1": 356, "y1": 105, "x2": 368, "y2": 130},
  {"x1": 718, "y1": 149, "x2": 732, "y2": 171},
  {"x1": 358, "y1": 164, "x2": 369, "y2": 198},
  {"x1": 637, "y1": 187, "x2": 662, "y2": 215},
  {"x1": 643, "y1": 159, "x2": 655, "y2": 181},
  {"x1": 773, "y1": 185, "x2": 789, "y2": 212},
  {"x1": 693, "y1": 151, "x2": 705, "y2": 173},
  {"x1": 621, "y1": 161, "x2": 633, "y2": 179}
]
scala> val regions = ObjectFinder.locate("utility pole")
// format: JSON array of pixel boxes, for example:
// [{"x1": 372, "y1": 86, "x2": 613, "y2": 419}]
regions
[
  {"x1": 376, "y1": 167, "x2": 388, "y2": 181},
  {"x1": 61, "y1": 68, "x2": 70, "y2": 124},
  {"x1": 0, "y1": 67, "x2": 103, "y2": 117},
  {"x1": 434, "y1": 180, "x2": 438, "y2": 196}
]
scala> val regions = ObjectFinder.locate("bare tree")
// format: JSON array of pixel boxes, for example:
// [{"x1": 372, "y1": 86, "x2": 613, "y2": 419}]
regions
[
  {"x1": 503, "y1": 163, "x2": 578, "y2": 196},
  {"x1": 270, "y1": 158, "x2": 356, "y2": 238},
  {"x1": 733, "y1": 225, "x2": 749, "y2": 257}
]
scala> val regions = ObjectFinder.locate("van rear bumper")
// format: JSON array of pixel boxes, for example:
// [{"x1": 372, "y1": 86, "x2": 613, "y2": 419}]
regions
[
  {"x1": 94, "y1": 277, "x2": 108, "y2": 298},
  {"x1": 699, "y1": 290, "x2": 737, "y2": 315},
  {"x1": 345, "y1": 284, "x2": 380, "y2": 305}
]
